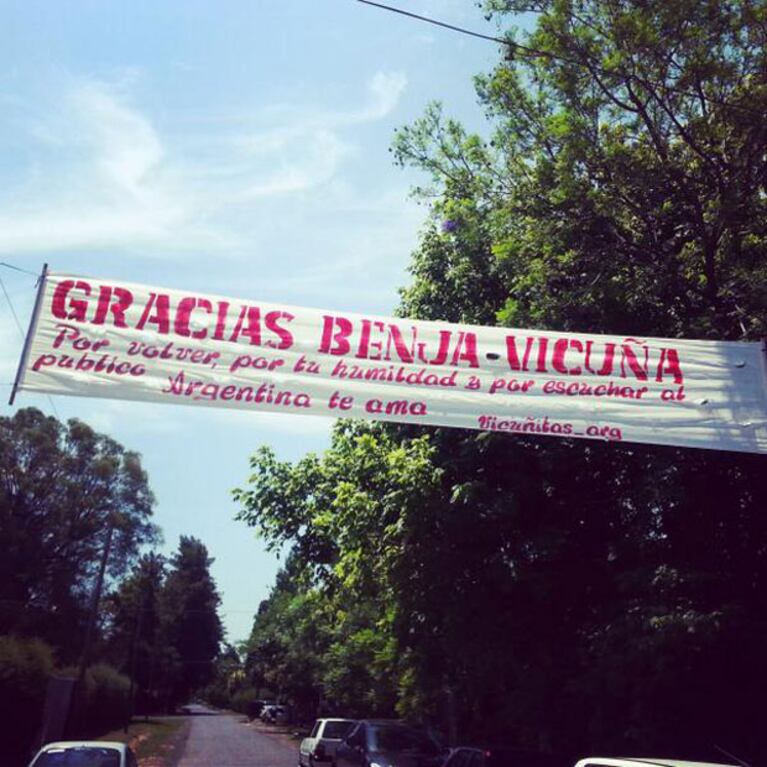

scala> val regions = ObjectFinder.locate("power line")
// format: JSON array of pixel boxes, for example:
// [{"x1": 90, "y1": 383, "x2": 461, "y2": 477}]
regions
[
  {"x1": 356, "y1": 0, "x2": 509, "y2": 45},
  {"x1": 0, "y1": 261, "x2": 39, "y2": 277},
  {"x1": 0, "y1": 268, "x2": 60, "y2": 419},
  {"x1": 0, "y1": 273, "x2": 26, "y2": 338},
  {"x1": 353, "y1": 0, "x2": 757, "y2": 114}
]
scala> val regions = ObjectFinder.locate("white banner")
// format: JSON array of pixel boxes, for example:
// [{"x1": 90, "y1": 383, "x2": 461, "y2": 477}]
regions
[{"x1": 13, "y1": 271, "x2": 767, "y2": 453}]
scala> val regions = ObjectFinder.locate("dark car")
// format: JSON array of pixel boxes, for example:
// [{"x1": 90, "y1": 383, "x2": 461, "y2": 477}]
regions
[
  {"x1": 442, "y1": 747, "x2": 569, "y2": 767},
  {"x1": 335, "y1": 720, "x2": 444, "y2": 767}
]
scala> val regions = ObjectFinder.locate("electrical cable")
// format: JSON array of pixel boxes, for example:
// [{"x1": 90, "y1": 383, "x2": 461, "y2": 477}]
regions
[
  {"x1": 0, "y1": 273, "x2": 26, "y2": 338},
  {"x1": 0, "y1": 269, "x2": 60, "y2": 418},
  {"x1": 0, "y1": 261, "x2": 39, "y2": 277},
  {"x1": 356, "y1": 0, "x2": 509, "y2": 45},
  {"x1": 354, "y1": 0, "x2": 759, "y2": 114}
]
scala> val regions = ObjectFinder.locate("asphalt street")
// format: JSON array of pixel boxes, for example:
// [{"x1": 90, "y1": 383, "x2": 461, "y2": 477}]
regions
[{"x1": 177, "y1": 704, "x2": 297, "y2": 767}]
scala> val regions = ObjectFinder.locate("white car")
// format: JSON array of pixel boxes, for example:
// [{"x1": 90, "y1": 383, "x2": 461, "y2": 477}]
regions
[
  {"x1": 299, "y1": 718, "x2": 357, "y2": 767},
  {"x1": 574, "y1": 758, "x2": 741, "y2": 767},
  {"x1": 29, "y1": 741, "x2": 138, "y2": 767},
  {"x1": 261, "y1": 703, "x2": 290, "y2": 724},
  {"x1": 261, "y1": 704, "x2": 278, "y2": 722}
]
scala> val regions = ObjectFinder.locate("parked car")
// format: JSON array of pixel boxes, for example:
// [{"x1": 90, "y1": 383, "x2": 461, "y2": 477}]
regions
[
  {"x1": 28, "y1": 741, "x2": 138, "y2": 767},
  {"x1": 261, "y1": 704, "x2": 278, "y2": 722},
  {"x1": 261, "y1": 703, "x2": 290, "y2": 724},
  {"x1": 443, "y1": 748, "x2": 569, "y2": 767},
  {"x1": 300, "y1": 718, "x2": 357, "y2": 767},
  {"x1": 336, "y1": 720, "x2": 444, "y2": 767},
  {"x1": 271, "y1": 705, "x2": 290, "y2": 724},
  {"x1": 247, "y1": 699, "x2": 274, "y2": 720},
  {"x1": 573, "y1": 759, "x2": 740, "y2": 767}
]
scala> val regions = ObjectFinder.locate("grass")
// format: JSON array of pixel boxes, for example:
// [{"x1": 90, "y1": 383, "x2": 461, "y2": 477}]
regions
[{"x1": 97, "y1": 717, "x2": 188, "y2": 765}]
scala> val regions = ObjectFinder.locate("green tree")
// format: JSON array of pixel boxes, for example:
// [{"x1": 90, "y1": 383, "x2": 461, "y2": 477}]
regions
[
  {"x1": 395, "y1": 1, "x2": 767, "y2": 340},
  {"x1": 106, "y1": 552, "x2": 166, "y2": 714},
  {"x1": 202, "y1": 643, "x2": 249, "y2": 709},
  {"x1": 161, "y1": 536, "x2": 223, "y2": 707},
  {"x1": 0, "y1": 635, "x2": 54, "y2": 765},
  {"x1": 0, "y1": 408, "x2": 158, "y2": 659},
  {"x1": 236, "y1": 425, "x2": 452, "y2": 721},
  {"x1": 389, "y1": 0, "x2": 767, "y2": 754},
  {"x1": 237, "y1": 0, "x2": 767, "y2": 756},
  {"x1": 245, "y1": 564, "x2": 327, "y2": 717}
]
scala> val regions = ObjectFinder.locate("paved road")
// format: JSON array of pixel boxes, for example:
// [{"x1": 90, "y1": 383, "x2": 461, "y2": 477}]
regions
[{"x1": 177, "y1": 704, "x2": 297, "y2": 767}]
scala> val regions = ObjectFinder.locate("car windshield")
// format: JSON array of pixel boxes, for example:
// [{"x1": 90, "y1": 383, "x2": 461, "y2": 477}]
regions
[
  {"x1": 324, "y1": 721, "x2": 355, "y2": 739},
  {"x1": 484, "y1": 750, "x2": 569, "y2": 767},
  {"x1": 369, "y1": 725, "x2": 439, "y2": 755},
  {"x1": 33, "y1": 746, "x2": 121, "y2": 766}
]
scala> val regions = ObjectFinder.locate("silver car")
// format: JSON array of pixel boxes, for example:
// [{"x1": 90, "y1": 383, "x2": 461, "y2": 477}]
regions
[
  {"x1": 28, "y1": 741, "x2": 138, "y2": 767},
  {"x1": 300, "y1": 718, "x2": 357, "y2": 767}
]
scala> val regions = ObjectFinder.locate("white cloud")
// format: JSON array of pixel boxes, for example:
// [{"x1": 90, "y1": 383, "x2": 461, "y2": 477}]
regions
[
  {"x1": 0, "y1": 78, "x2": 189, "y2": 253},
  {"x1": 72, "y1": 80, "x2": 163, "y2": 195},
  {"x1": 345, "y1": 71, "x2": 409, "y2": 123},
  {"x1": 237, "y1": 128, "x2": 348, "y2": 199},
  {"x1": 0, "y1": 70, "x2": 409, "y2": 257}
]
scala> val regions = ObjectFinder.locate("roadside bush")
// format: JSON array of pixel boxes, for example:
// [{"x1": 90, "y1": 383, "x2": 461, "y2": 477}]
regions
[
  {"x1": 0, "y1": 635, "x2": 55, "y2": 764},
  {"x1": 201, "y1": 680, "x2": 231, "y2": 709},
  {"x1": 61, "y1": 662, "x2": 132, "y2": 737},
  {"x1": 230, "y1": 686, "x2": 259, "y2": 715},
  {"x1": 84, "y1": 663, "x2": 131, "y2": 733}
]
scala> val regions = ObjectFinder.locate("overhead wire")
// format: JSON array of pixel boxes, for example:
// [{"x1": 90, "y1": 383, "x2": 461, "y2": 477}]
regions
[
  {"x1": 356, "y1": 0, "x2": 509, "y2": 45},
  {"x1": 0, "y1": 263, "x2": 60, "y2": 418},
  {"x1": 0, "y1": 273, "x2": 26, "y2": 338},
  {"x1": 354, "y1": 0, "x2": 758, "y2": 114},
  {"x1": 0, "y1": 261, "x2": 39, "y2": 277}
]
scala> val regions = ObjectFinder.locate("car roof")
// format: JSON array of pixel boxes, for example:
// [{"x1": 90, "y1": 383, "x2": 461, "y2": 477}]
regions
[
  {"x1": 40, "y1": 740, "x2": 128, "y2": 753},
  {"x1": 42, "y1": 741, "x2": 127, "y2": 751},
  {"x1": 359, "y1": 719, "x2": 404, "y2": 725},
  {"x1": 360, "y1": 720, "x2": 432, "y2": 729},
  {"x1": 452, "y1": 748, "x2": 567, "y2": 761},
  {"x1": 456, "y1": 748, "x2": 566, "y2": 756},
  {"x1": 575, "y1": 758, "x2": 739, "y2": 767}
]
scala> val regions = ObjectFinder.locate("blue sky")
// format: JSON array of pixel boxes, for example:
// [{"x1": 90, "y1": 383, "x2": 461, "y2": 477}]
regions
[{"x1": 1, "y1": 1, "x2": 513, "y2": 642}]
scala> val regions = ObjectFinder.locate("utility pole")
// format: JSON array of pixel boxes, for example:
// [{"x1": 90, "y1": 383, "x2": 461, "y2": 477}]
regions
[
  {"x1": 125, "y1": 603, "x2": 144, "y2": 732},
  {"x1": 77, "y1": 519, "x2": 116, "y2": 682},
  {"x1": 65, "y1": 517, "x2": 116, "y2": 737}
]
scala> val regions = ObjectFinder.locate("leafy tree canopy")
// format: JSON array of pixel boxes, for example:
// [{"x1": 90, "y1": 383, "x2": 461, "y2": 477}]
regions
[
  {"x1": 0, "y1": 407, "x2": 158, "y2": 658},
  {"x1": 161, "y1": 536, "x2": 224, "y2": 702},
  {"x1": 394, "y1": 0, "x2": 767, "y2": 339},
  {"x1": 236, "y1": 0, "x2": 767, "y2": 756}
]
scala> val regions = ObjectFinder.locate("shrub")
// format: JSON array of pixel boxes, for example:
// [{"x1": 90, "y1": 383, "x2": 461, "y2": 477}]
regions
[
  {"x1": 201, "y1": 680, "x2": 231, "y2": 709},
  {"x1": 61, "y1": 661, "x2": 132, "y2": 737},
  {"x1": 0, "y1": 635, "x2": 55, "y2": 764},
  {"x1": 84, "y1": 663, "x2": 131, "y2": 733},
  {"x1": 230, "y1": 686, "x2": 260, "y2": 715}
]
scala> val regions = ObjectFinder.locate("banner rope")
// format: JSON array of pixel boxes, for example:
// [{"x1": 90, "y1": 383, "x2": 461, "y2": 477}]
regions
[
  {"x1": 0, "y1": 270, "x2": 59, "y2": 418},
  {"x1": 0, "y1": 261, "x2": 40, "y2": 277},
  {"x1": 0, "y1": 273, "x2": 26, "y2": 337}
]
